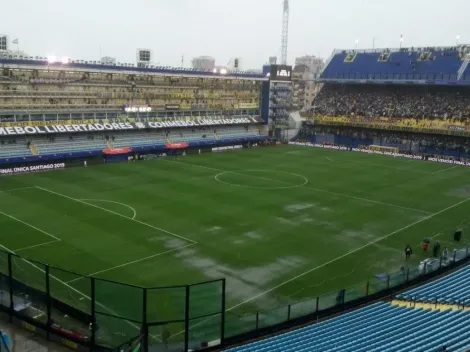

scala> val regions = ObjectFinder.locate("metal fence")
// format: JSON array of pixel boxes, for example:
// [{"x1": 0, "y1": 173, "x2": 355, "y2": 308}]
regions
[
  {"x1": 0, "y1": 250, "x2": 224, "y2": 352},
  {"x1": 0, "y1": 247, "x2": 469, "y2": 352}
]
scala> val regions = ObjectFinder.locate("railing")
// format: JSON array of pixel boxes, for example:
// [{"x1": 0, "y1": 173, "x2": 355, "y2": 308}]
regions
[
  {"x1": 321, "y1": 72, "x2": 463, "y2": 81},
  {"x1": 0, "y1": 249, "x2": 225, "y2": 352},
  {"x1": 223, "y1": 246, "x2": 470, "y2": 342},
  {"x1": 326, "y1": 45, "x2": 470, "y2": 55}
]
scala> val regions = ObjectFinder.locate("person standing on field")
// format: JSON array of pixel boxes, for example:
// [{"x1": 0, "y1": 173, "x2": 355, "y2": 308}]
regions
[{"x1": 405, "y1": 245, "x2": 412, "y2": 260}]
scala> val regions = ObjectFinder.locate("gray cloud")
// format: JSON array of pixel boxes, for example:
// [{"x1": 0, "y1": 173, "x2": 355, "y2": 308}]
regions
[{"x1": 2, "y1": 0, "x2": 469, "y2": 69}]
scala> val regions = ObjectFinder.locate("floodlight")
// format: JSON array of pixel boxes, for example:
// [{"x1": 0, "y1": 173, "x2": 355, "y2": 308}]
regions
[
  {"x1": 61, "y1": 57, "x2": 69, "y2": 64},
  {"x1": 213, "y1": 68, "x2": 218, "y2": 73},
  {"x1": 47, "y1": 55, "x2": 57, "y2": 64},
  {"x1": 219, "y1": 68, "x2": 228, "y2": 74}
]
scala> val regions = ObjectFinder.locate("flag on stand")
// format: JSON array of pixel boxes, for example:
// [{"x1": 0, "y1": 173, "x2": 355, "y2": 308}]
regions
[{"x1": 12, "y1": 39, "x2": 19, "y2": 44}]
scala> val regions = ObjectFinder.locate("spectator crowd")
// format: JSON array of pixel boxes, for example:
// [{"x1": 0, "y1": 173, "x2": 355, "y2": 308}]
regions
[{"x1": 312, "y1": 85, "x2": 470, "y2": 120}]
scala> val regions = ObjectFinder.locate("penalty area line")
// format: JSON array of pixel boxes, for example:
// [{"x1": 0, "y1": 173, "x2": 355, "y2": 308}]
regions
[
  {"x1": 0, "y1": 211, "x2": 61, "y2": 241},
  {"x1": 14, "y1": 240, "x2": 61, "y2": 252},
  {"x1": 78, "y1": 199, "x2": 137, "y2": 220},
  {"x1": 35, "y1": 186, "x2": 197, "y2": 244}
]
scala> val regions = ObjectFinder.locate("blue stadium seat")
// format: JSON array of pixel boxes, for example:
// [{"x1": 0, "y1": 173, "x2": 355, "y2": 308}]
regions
[
  {"x1": 226, "y1": 302, "x2": 470, "y2": 352},
  {"x1": 321, "y1": 48, "x2": 464, "y2": 82},
  {"x1": 398, "y1": 264, "x2": 470, "y2": 305}
]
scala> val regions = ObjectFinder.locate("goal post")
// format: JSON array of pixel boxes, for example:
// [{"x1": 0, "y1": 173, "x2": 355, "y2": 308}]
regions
[{"x1": 367, "y1": 145, "x2": 399, "y2": 154}]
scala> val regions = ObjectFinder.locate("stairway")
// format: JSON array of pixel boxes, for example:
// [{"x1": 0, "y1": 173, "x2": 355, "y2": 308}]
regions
[
  {"x1": 29, "y1": 141, "x2": 39, "y2": 155},
  {"x1": 458, "y1": 55, "x2": 470, "y2": 80}
]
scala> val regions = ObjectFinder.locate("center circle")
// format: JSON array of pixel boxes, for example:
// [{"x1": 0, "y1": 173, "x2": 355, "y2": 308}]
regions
[{"x1": 214, "y1": 170, "x2": 308, "y2": 189}]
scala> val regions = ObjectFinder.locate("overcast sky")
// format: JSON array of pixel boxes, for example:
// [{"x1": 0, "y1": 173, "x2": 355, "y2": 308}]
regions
[{"x1": 2, "y1": 0, "x2": 469, "y2": 69}]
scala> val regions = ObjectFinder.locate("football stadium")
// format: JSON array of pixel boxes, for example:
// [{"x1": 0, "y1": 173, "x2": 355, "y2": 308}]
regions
[{"x1": 2, "y1": 8, "x2": 470, "y2": 352}]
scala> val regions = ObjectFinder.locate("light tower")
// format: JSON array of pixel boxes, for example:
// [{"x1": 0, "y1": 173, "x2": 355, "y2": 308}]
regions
[{"x1": 280, "y1": 0, "x2": 289, "y2": 65}]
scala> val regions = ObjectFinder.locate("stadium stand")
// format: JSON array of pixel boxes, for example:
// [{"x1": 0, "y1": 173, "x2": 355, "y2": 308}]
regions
[
  {"x1": 12, "y1": 125, "x2": 262, "y2": 156},
  {"x1": 301, "y1": 44, "x2": 470, "y2": 166},
  {"x1": 321, "y1": 46, "x2": 470, "y2": 81},
  {"x1": 398, "y1": 265, "x2": 470, "y2": 306},
  {"x1": 227, "y1": 302, "x2": 470, "y2": 352},
  {"x1": 0, "y1": 58, "x2": 267, "y2": 161}
]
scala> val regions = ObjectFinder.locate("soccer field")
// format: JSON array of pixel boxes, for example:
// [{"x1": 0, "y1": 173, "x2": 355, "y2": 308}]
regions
[{"x1": 1, "y1": 145, "x2": 470, "y2": 323}]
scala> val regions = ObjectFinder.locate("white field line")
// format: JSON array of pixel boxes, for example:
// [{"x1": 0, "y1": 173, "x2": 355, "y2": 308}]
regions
[
  {"x1": 227, "y1": 196, "x2": 470, "y2": 311},
  {"x1": 164, "y1": 159, "x2": 221, "y2": 172},
  {"x1": 166, "y1": 159, "x2": 432, "y2": 215},
  {"x1": 304, "y1": 186, "x2": 432, "y2": 215},
  {"x1": 78, "y1": 199, "x2": 137, "y2": 220},
  {"x1": 14, "y1": 240, "x2": 60, "y2": 252},
  {"x1": 0, "y1": 187, "x2": 37, "y2": 193},
  {"x1": 0, "y1": 243, "x2": 159, "y2": 341},
  {"x1": 35, "y1": 186, "x2": 197, "y2": 244},
  {"x1": 66, "y1": 243, "x2": 197, "y2": 284},
  {"x1": 0, "y1": 211, "x2": 61, "y2": 241},
  {"x1": 432, "y1": 165, "x2": 460, "y2": 174}
]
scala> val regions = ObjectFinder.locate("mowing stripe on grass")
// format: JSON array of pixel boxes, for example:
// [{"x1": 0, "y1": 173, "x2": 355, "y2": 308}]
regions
[
  {"x1": 66, "y1": 242, "x2": 197, "y2": 284},
  {"x1": 166, "y1": 159, "x2": 432, "y2": 215},
  {"x1": 0, "y1": 211, "x2": 61, "y2": 241},
  {"x1": 35, "y1": 186, "x2": 197, "y2": 244},
  {"x1": 227, "y1": 196, "x2": 470, "y2": 311}
]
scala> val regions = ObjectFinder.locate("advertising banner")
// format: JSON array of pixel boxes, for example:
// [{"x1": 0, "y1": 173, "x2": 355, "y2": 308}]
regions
[
  {"x1": 103, "y1": 147, "x2": 132, "y2": 155},
  {"x1": 288, "y1": 142, "x2": 470, "y2": 167},
  {"x1": 0, "y1": 163, "x2": 66, "y2": 175},
  {"x1": 166, "y1": 143, "x2": 188, "y2": 149},
  {"x1": 0, "y1": 117, "x2": 260, "y2": 136}
]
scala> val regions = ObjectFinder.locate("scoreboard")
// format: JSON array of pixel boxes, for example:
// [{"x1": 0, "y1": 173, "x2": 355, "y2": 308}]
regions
[{"x1": 270, "y1": 65, "x2": 292, "y2": 82}]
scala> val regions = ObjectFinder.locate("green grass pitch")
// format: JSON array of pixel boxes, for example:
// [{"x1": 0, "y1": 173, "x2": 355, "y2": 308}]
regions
[{"x1": 1, "y1": 145, "x2": 470, "y2": 340}]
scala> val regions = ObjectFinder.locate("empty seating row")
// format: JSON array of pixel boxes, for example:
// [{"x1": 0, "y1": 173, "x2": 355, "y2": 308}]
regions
[
  {"x1": 398, "y1": 265, "x2": 470, "y2": 305},
  {"x1": 112, "y1": 131, "x2": 168, "y2": 148},
  {"x1": 0, "y1": 138, "x2": 32, "y2": 158},
  {"x1": 34, "y1": 135, "x2": 108, "y2": 155},
  {"x1": 227, "y1": 302, "x2": 470, "y2": 352}
]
